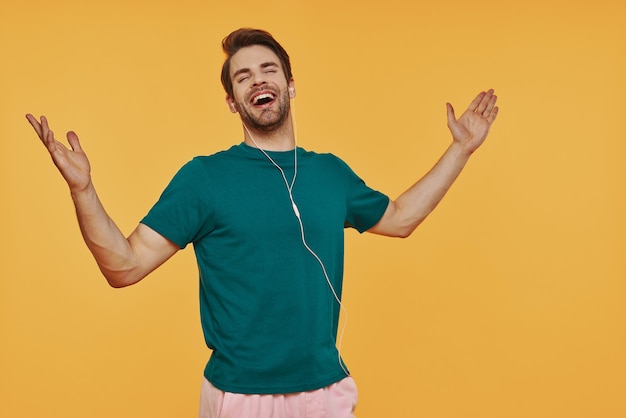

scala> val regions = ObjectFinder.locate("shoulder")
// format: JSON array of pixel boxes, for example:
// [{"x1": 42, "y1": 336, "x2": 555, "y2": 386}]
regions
[
  {"x1": 179, "y1": 145, "x2": 247, "y2": 175},
  {"x1": 300, "y1": 148, "x2": 352, "y2": 170},
  {"x1": 191, "y1": 144, "x2": 244, "y2": 164}
]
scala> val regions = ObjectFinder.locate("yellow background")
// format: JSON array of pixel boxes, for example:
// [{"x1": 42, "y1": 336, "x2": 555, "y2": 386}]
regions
[{"x1": 1, "y1": 0, "x2": 625, "y2": 417}]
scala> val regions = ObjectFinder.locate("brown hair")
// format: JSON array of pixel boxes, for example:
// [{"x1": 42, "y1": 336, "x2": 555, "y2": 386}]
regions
[{"x1": 221, "y1": 28, "x2": 293, "y2": 98}]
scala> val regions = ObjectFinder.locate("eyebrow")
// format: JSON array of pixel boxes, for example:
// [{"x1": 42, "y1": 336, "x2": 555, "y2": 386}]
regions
[{"x1": 232, "y1": 61, "x2": 280, "y2": 79}]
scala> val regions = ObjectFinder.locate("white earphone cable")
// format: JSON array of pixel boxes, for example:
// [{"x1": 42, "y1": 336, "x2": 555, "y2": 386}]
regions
[{"x1": 242, "y1": 96, "x2": 350, "y2": 376}]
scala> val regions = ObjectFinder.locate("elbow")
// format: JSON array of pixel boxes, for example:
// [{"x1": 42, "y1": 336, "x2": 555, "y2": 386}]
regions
[
  {"x1": 381, "y1": 201, "x2": 428, "y2": 238},
  {"x1": 101, "y1": 268, "x2": 142, "y2": 288},
  {"x1": 376, "y1": 223, "x2": 418, "y2": 238},
  {"x1": 394, "y1": 216, "x2": 426, "y2": 238},
  {"x1": 395, "y1": 229, "x2": 413, "y2": 239},
  {"x1": 106, "y1": 278, "x2": 132, "y2": 289},
  {"x1": 368, "y1": 216, "x2": 423, "y2": 238},
  {"x1": 393, "y1": 223, "x2": 419, "y2": 238}
]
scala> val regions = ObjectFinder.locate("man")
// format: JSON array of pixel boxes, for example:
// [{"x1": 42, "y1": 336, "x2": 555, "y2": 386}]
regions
[{"x1": 26, "y1": 28, "x2": 498, "y2": 418}]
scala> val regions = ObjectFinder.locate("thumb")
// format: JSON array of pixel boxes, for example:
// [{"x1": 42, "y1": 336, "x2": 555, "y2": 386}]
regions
[
  {"x1": 66, "y1": 131, "x2": 82, "y2": 152},
  {"x1": 446, "y1": 102, "x2": 456, "y2": 126}
]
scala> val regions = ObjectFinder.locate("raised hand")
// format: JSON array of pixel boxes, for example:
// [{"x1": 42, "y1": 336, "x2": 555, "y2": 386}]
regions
[
  {"x1": 446, "y1": 89, "x2": 499, "y2": 154},
  {"x1": 26, "y1": 114, "x2": 92, "y2": 193}
]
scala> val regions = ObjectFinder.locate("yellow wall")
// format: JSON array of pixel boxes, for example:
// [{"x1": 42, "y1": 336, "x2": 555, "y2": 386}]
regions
[{"x1": 1, "y1": 0, "x2": 625, "y2": 417}]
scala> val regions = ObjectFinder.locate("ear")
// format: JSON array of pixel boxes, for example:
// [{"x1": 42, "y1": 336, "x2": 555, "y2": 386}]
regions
[
  {"x1": 288, "y1": 79, "x2": 296, "y2": 99},
  {"x1": 225, "y1": 95, "x2": 238, "y2": 113}
]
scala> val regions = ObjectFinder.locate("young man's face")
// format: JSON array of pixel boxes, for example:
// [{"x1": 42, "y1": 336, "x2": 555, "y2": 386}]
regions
[{"x1": 227, "y1": 45, "x2": 294, "y2": 132}]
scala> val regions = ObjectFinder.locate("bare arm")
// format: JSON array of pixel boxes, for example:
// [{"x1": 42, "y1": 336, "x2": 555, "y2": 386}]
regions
[
  {"x1": 26, "y1": 115, "x2": 179, "y2": 287},
  {"x1": 368, "y1": 89, "x2": 499, "y2": 238}
]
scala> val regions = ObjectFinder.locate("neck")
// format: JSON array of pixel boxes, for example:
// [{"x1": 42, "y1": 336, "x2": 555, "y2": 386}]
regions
[{"x1": 242, "y1": 113, "x2": 296, "y2": 151}]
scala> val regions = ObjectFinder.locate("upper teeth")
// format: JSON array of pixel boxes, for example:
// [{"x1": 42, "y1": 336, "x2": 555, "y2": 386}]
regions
[{"x1": 253, "y1": 93, "x2": 274, "y2": 104}]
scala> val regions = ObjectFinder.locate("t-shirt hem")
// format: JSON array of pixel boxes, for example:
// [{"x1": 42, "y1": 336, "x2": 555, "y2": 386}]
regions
[{"x1": 205, "y1": 372, "x2": 350, "y2": 395}]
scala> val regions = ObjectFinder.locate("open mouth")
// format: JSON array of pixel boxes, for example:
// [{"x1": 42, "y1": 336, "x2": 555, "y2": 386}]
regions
[{"x1": 251, "y1": 92, "x2": 276, "y2": 106}]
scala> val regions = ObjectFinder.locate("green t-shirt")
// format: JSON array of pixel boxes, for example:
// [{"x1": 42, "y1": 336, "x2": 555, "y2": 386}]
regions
[{"x1": 141, "y1": 143, "x2": 389, "y2": 394}]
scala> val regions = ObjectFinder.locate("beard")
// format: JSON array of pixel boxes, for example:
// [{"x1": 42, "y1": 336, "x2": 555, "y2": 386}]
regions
[{"x1": 237, "y1": 89, "x2": 291, "y2": 133}]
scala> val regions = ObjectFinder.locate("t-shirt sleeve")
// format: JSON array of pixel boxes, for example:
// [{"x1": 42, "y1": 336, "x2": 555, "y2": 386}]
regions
[
  {"x1": 337, "y1": 158, "x2": 390, "y2": 233},
  {"x1": 140, "y1": 158, "x2": 215, "y2": 249}
]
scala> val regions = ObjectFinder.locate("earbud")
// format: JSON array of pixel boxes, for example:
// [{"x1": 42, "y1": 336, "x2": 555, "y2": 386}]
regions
[{"x1": 289, "y1": 87, "x2": 295, "y2": 98}]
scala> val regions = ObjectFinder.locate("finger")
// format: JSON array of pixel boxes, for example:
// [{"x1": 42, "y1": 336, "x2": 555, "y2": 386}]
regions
[
  {"x1": 25, "y1": 114, "x2": 44, "y2": 138},
  {"x1": 479, "y1": 94, "x2": 497, "y2": 119},
  {"x1": 467, "y1": 91, "x2": 486, "y2": 112},
  {"x1": 45, "y1": 129, "x2": 58, "y2": 153},
  {"x1": 475, "y1": 89, "x2": 494, "y2": 114},
  {"x1": 41, "y1": 115, "x2": 51, "y2": 142},
  {"x1": 487, "y1": 106, "x2": 499, "y2": 124},
  {"x1": 67, "y1": 131, "x2": 82, "y2": 152},
  {"x1": 446, "y1": 102, "x2": 456, "y2": 125},
  {"x1": 483, "y1": 94, "x2": 497, "y2": 115}
]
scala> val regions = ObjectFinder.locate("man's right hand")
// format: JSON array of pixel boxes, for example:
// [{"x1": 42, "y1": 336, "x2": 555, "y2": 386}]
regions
[{"x1": 26, "y1": 114, "x2": 92, "y2": 193}]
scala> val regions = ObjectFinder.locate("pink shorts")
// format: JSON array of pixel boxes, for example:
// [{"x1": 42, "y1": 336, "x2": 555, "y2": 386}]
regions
[{"x1": 198, "y1": 377, "x2": 358, "y2": 418}]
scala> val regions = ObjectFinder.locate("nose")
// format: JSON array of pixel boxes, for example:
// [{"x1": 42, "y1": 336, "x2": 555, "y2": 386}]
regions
[{"x1": 250, "y1": 71, "x2": 267, "y2": 87}]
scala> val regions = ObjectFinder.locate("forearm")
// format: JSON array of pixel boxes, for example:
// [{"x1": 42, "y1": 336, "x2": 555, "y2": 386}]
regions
[
  {"x1": 71, "y1": 183, "x2": 140, "y2": 287},
  {"x1": 371, "y1": 141, "x2": 472, "y2": 237},
  {"x1": 398, "y1": 141, "x2": 470, "y2": 227}
]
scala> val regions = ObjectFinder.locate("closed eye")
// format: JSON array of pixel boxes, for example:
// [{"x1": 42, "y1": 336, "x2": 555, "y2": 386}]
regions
[{"x1": 261, "y1": 62, "x2": 279, "y2": 73}]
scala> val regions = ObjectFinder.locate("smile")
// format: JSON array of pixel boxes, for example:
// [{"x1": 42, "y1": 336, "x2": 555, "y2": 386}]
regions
[{"x1": 251, "y1": 92, "x2": 276, "y2": 106}]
